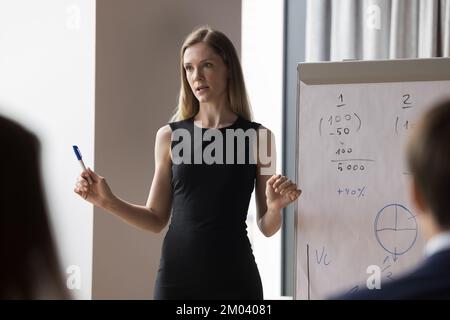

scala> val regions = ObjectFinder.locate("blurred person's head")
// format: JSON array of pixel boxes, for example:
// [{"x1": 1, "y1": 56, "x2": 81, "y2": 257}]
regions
[
  {"x1": 171, "y1": 26, "x2": 252, "y2": 122},
  {"x1": 407, "y1": 99, "x2": 450, "y2": 240},
  {"x1": 0, "y1": 115, "x2": 67, "y2": 299}
]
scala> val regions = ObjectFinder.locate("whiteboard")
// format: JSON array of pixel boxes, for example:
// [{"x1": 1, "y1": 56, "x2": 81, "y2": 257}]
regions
[{"x1": 294, "y1": 58, "x2": 450, "y2": 300}]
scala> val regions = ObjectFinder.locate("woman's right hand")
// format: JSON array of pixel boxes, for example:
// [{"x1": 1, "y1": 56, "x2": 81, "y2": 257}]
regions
[{"x1": 74, "y1": 168, "x2": 115, "y2": 208}]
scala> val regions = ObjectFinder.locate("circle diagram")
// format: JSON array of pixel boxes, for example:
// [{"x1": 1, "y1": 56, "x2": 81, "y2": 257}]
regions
[{"x1": 374, "y1": 204, "x2": 418, "y2": 257}]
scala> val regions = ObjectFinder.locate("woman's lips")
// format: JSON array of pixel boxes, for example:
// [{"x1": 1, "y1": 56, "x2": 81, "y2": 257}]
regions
[{"x1": 196, "y1": 86, "x2": 209, "y2": 93}]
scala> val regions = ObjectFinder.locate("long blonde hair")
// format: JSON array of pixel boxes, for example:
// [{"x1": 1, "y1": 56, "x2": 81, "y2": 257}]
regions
[{"x1": 170, "y1": 26, "x2": 253, "y2": 122}]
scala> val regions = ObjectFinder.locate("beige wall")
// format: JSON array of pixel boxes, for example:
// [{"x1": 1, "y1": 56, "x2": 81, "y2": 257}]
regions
[{"x1": 93, "y1": 0, "x2": 241, "y2": 299}]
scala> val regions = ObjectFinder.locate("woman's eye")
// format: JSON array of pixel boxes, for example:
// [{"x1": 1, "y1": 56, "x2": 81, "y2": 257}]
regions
[
  {"x1": 185, "y1": 66, "x2": 193, "y2": 72},
  {"x1": 205, "y1": 63, "x2": 212, "y2": 68}
]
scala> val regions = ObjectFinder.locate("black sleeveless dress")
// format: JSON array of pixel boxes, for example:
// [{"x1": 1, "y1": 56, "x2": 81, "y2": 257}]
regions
[{"x1": 154, "y1": 114, "x2": 263, "y2": 300}]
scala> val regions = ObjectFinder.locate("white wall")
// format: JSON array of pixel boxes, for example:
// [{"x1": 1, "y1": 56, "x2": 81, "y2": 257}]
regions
[
  {"x1": 242, "y1": 0, "x2": 285, "y2": 299},
  {"x1": 0, "y1": 0, "x2": 95, "y2": 299}
]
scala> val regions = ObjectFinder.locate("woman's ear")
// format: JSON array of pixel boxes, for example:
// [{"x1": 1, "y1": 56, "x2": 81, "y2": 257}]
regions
[{"x1": 411, "y1": 177, "x2": 428, "y2": 214}]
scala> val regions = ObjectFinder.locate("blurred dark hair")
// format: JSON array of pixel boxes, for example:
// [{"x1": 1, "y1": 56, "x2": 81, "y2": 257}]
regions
[
  {"x1": 407, "y1": 99, "x2": 450, "y2": 229},
  {"x1": 0, "y1": 115, "x2": 68, "y2": 299}
]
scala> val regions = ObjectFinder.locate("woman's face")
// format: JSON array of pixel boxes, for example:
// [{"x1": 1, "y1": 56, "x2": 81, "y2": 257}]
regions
[{"x1": 183, "y1": 42, "x2": 228, "y2": 104}]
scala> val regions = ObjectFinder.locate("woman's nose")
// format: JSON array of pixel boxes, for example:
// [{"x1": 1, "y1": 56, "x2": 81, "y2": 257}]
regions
[{"x1": 193, "y1": 68, "x2": 204, "y2": 80}]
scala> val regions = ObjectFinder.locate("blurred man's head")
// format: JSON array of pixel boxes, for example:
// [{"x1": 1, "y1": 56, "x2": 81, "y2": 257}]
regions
[{"x1": 407, "y1": 99, "x2": 450, "y2": 238}]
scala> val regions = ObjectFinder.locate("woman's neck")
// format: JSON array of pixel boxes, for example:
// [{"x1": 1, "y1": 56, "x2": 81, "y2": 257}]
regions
[{"x1": 194, "y1": 101, "x2": 237, "y2": 129}]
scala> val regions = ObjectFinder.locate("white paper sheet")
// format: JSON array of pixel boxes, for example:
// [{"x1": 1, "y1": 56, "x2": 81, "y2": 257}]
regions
[{"x1": 295, "y1": 80, "x2": 450, "y2": 299}]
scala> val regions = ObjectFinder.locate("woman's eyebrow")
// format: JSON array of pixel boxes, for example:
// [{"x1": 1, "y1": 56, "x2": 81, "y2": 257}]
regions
[{"x1": 184, "y1": 58, "x2": 215, "y2": 65}]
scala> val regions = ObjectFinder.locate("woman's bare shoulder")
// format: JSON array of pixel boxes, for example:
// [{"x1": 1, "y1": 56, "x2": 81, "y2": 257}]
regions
[
  {"x1": 258, "y1": 124, "x2": 268, "y2": 130},
  {"x1": 155, "y1": 125, "x2": 172, "y2": 147},
  {"x1": 157, "y1": 124, "x2": 172, "y2": 135},
  {"x1": 256, "y1": 124, "x2": 274, "y2": 136}
]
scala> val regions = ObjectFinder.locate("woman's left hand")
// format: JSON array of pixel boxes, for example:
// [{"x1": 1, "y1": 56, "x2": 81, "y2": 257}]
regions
[{"x1": 266, "y1": 174, "x2": 302, "y2": 211}]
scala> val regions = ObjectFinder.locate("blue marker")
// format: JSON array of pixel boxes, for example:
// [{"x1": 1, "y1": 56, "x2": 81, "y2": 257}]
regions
[{"x1": 73, "y1": 145, "x2": 92, "y2": 184}]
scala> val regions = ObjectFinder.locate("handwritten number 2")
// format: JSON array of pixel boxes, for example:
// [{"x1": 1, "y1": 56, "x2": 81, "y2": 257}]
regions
[{"x1": 402, "y1": 94, "x2": 411, "y2": 105}]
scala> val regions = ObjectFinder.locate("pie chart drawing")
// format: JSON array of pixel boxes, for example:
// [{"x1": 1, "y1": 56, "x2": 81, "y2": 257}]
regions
[{"x1": 374, "y1": 204, "x2": 418, "y2": 257}]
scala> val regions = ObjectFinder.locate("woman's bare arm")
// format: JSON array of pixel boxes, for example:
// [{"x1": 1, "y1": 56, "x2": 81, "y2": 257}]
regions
[
  {"x1": 75, "y1": 125, "x2": 173, "y2": 233},
  {"x1": 254, "y1": 126, "x2": 301, "y2": 237}
]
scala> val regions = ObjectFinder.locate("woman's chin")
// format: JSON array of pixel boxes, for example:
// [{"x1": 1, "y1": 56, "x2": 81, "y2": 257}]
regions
[{"x1": 196, "y1": 95, "x2": 210, "y2": 103}]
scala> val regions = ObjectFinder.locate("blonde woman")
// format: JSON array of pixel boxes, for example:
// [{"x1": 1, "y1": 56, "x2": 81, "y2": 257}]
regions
[{"x1": 74, "y1": 26, "x2": 301, "y2": 299}]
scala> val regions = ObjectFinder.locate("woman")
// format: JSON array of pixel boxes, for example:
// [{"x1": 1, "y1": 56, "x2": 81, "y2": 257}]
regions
[
  {"x1": 0, "y1": 115, "x2": 68, "y2": 299},
  {"x1": 74, "y1": 26, "x2": 301, "y2": 299}
]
